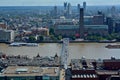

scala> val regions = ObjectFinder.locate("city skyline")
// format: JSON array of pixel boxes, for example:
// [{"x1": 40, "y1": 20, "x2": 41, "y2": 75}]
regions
[{"x1": 0, "y1": 0, "x2": 120, "y2": 6}]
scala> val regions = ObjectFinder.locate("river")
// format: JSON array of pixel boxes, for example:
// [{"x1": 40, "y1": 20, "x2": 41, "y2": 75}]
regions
[{"x1": 0, "y1": 43, "x2": 120, "y2": 60}]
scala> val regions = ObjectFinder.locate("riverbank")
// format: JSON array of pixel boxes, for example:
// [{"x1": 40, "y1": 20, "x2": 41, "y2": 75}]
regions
[{"x1": 0, "y1": 40, "x2": 117, "y2": 44}]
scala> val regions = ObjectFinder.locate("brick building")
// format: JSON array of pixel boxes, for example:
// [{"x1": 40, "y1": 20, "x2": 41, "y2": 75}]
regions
[{"x1": 55, "y1": 25, "x2": 108, "y2": 37}]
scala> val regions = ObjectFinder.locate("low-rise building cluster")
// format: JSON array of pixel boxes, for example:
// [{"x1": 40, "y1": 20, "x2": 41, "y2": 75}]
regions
[
  {"x1": 70, "y1": 58, "x2": 120, "y2": 80},
  {"x1": 0, "y1": 53, "x2": 120, "y2": 80},
  {"x1": 0, "y1": 53, "x2": 60, "y2": 67}
]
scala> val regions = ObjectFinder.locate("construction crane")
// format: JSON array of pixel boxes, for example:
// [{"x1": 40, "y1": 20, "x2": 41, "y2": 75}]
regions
[{"x1": 61, "y1": 38, "x2": 69, "y2": 69}]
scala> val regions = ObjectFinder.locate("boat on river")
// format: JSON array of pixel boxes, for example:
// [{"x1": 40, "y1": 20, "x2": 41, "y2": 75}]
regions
[
  {"x1": 9, "y1": 42, "x2": 38, "y2": 47},
  {"x1": 105, "y1": 44, "x2": 120, "y2": 49}
]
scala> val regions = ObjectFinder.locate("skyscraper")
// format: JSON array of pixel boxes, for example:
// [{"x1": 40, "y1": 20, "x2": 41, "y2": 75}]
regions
[
  {"x1": 53, "y1": 6, "x2": 57, "y2": 18},
  {"x1": 106, "y1": 17, "x2": 114, "y2": 34},
  {"x1": 83, "y1": 2, "x2": 86, "y2": 10},
  {"x1": 64, "y1": 2, "x2": 67, "y2": 17},
  {"x1": 83, "y1": 2, "x2": 86, "y2": 13},
  {"x1": 111, "y1": 6, "x2": 116, "y2": 17},
  {"x1": 79, "y1": 8, "x2": 84, "y2": 39},
  {"x1": 67, "y1": 3, "x2": 71, "y2": 18},
  {"x1": 64, "y1": 2, "x2": 67, "y2": 10},
  {"x1": 77, "y1": 4, "x2": 80, "y2": 13}
]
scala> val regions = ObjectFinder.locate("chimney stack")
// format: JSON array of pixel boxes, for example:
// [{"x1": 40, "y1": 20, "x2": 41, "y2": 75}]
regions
[{"x1": 79, "y1": 8, "x2": 84, "y2": 39}]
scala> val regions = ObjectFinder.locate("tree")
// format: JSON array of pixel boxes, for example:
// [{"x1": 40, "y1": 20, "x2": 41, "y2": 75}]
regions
[
  {"x1": 106, "y1": 34, "x2": 113, "y2": 40},
  {"x1": 28, "y1": 36, "x2": 36, "y2": 42},
  {"x1": 71, "y1": 36, "x2": 76, "y2": 40},
  {"x1": 50, "y1": 35, "x2": 58, "y2": 41},
  {"x1": 49, "y1": 28, "x2": 55, "y2": 35},
  {"x1": 58, "y1": 35, "x2": 62, "y2": 40},
  {"x1": 37, "y1": 35, "x2": 44, "y2": 42}
]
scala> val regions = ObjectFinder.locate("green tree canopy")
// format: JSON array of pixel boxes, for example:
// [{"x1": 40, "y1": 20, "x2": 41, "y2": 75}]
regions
[
  {"x1": 28, "y1": 36, "x2": 36, "y2": 42},
  {"x1": 49, "y1": 27, "x2": 55, "y2": 35},
  {"x1": 37, "y1": 35, "x2": 44, "y2": 41}
]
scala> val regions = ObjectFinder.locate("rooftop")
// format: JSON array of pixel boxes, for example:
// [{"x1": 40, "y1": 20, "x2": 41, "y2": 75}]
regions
[
  {"x1": 71, "y1": 59, "x2": 96, "y2": 70},
  {"x1": 0, "y1": 54, "x2": 60, "y2": 67},
  {"x1": 1, "y1": 66, "x2": 59, "y2": 76},
  {"x1": 96, "y1": 70, "x2": 118, "y2": 75},
  {"x1": 56, "y1": 25, "x2": 108, "y2": 30},
  {"x1": 72, "y1": 74, "x2": 98, "y2": 79},
  {"x1": 103, "y1": 59, "x2": 120, "y2": 62}
]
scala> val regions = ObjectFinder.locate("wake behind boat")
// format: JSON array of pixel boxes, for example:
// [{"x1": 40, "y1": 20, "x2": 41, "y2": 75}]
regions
[{"x1": 9, "y1": 42, "x2": 38, "y2": 47}]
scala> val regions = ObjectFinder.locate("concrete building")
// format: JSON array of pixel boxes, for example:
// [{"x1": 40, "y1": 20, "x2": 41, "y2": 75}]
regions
[
  {"x1": 31, "y1": 27, "x2": 49, "y2": 36},
  {"x1": 52, "y1": 19, "x2": 77, "y2": 25},
  {"x1": 0, "y1": 22, "x2": 7, "y2": 29},
  {"x1": 0, "y1": 29, "x2": 14, "y2": 42},
  {"x1": 84, "y1": 16, "x2": 93, "y2": 25},
  {"x1": 93, "y1": 15, "x2": 104, "y2": 25},
  {"x1": 83, "y1": 14, "x2": 104, "y2": 25},
  {"x1": 106, "y1": 17, "x2": 114, "y2": 34},
  {"x1": 115, "y1": 22, "x2": 120, "y2": 33},
  {"x1": 0, "y1": 66, "x2": 60, "y2": 80}
]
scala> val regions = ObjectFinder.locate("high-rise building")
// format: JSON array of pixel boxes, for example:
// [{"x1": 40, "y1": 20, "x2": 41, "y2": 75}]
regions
[
  {"x1": 64, "y1": 2, "x2": 67, "y2": 10},
  {"x1": 106, "y1": 17, "x2": 114, "y2": 34},
  {"x1": 53, "y1": 6, "x2": 57, "y2": 18},
  {"x1": 115, "y1": 22, "x2": 120, "y2": 33},
  {"x1": 64, "y1": 2, "x2": 67, "y2": 17},
  {"x1": 111, "y1": 6, "x2": 116, "y2": 17},
  {"x1": 79, "y1": 8, "x2": 84, "y2": 38},
  {"x1": 67, "y1": 3, "x2": 72, "y2": 18},
  {"x1": 77, "y1": 4, "x2": 80, "y2": 13},
  {"x1": 83, "y1": 2, "x2": 86, "y2": 13}
]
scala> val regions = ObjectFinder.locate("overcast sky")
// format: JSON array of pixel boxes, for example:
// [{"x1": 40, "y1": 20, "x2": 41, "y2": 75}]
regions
[{"x1": 0, "y1": 0, "x2": 119, "y2": 6}]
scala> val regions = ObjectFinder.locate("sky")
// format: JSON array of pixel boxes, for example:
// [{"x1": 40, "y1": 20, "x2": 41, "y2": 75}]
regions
[{"x1": 0, "y1": 0, "x2": 120, "y2": 6}]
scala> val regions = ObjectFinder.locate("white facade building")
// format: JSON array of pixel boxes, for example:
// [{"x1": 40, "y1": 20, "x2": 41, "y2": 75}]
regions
[{"x1": 0, "y1": 29, "x2": 14, "y2": 42}]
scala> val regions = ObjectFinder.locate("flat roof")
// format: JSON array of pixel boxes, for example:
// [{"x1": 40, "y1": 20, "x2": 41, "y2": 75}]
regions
[
  {"x1": 1, "y1": 66, "x2": 59, "y2": 77},
  {"x1": 96, "y1": 70, "x2": 118, "y2": 75},
  {"x1": 71, "y1": 59, "x2": 96, "y2": 70},
  {"x1": 103, "y1": 59, "x2": 120, "y2": 62},
  {"x1": 16, "y1": 68, "x2": 28, "y2": 72}
]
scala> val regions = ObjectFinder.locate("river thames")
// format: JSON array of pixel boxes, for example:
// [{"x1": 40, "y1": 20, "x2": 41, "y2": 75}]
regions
[{"x1": 0, "y1": 43, "x2": 120, "y2": 60}]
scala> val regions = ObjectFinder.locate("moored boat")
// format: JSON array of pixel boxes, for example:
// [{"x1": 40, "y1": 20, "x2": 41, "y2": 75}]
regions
[
  {"x1": 105, "y1": 44, "x2": 120, "y2": 49},
  {"x1": 9, "y1": 42, "x2": 38, "y2": 47},
  {"x1": 25, "y1": 43, "x2": 38, "y2": 47}
]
